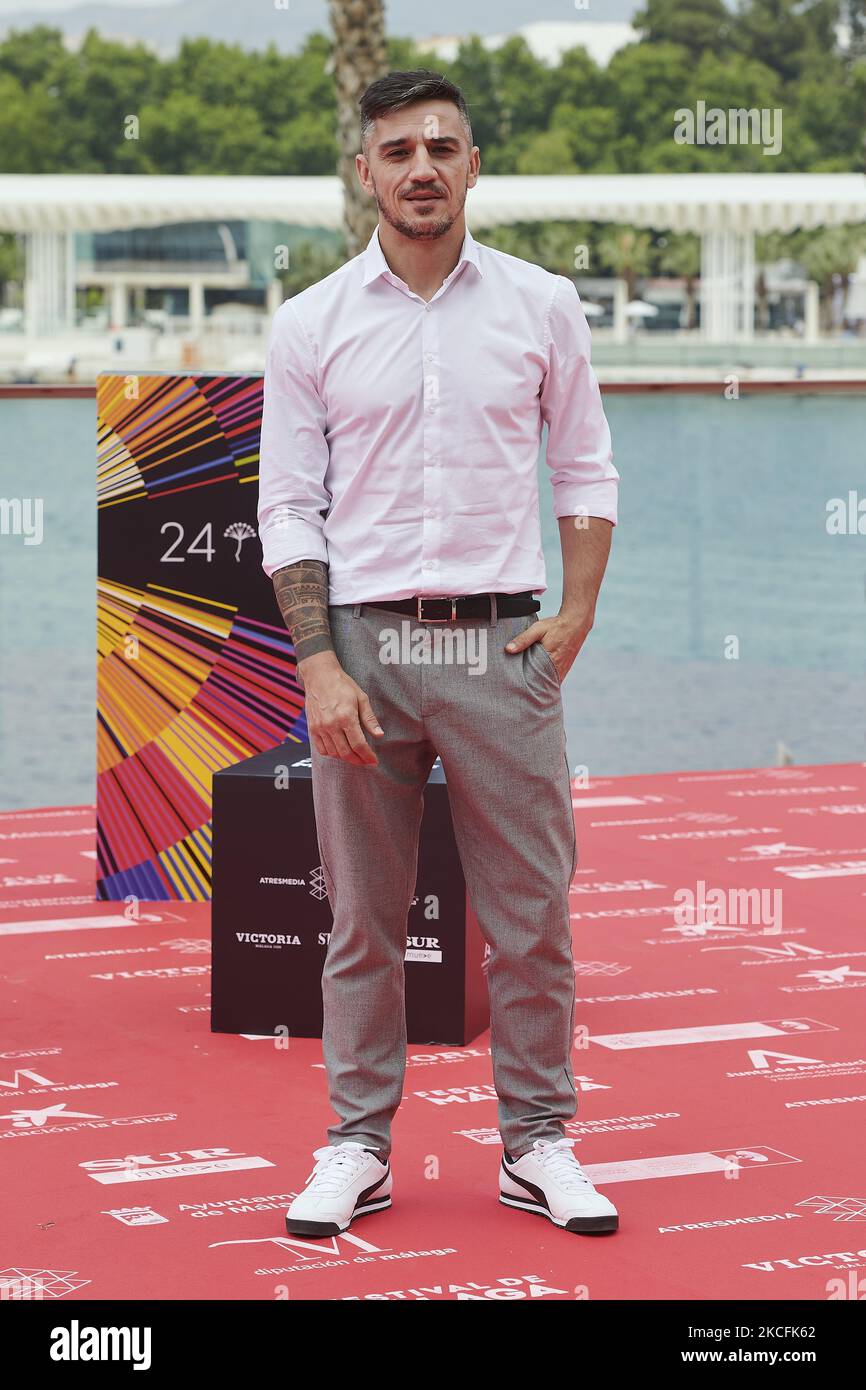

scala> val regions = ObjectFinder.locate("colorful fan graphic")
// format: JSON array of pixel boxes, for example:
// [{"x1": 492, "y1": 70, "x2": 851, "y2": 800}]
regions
[{"x1": 96, "y1": 372, "x2": 307, "y2": 901}]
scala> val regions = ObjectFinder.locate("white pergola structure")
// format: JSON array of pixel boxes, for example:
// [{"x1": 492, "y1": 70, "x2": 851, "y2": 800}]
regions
[{"x1": 1, "y1": 172, "x2": 865, "y2": 341}]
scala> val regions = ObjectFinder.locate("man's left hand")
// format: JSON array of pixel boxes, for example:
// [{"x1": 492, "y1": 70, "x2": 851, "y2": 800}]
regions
[{"x1": 504, "y1": 606, "x2": 594, "y2": 683}]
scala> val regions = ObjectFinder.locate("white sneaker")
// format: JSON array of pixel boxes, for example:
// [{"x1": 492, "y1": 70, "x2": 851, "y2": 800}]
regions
[
  {"x1": 285, "y1": 1142, "x2": 392, "y2": 1236},
  {"x1": 500, "y1": 1137, "x2": 618, "y2": 1234}
]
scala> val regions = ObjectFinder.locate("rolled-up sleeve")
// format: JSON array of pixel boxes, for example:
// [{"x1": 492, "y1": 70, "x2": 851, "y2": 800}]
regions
[
  {"x1": 257, "y1": 299, "x2": 331, "y2": 577},
  {"x1": 539, "y1": 276, "x2": 618, "y2": 526}
]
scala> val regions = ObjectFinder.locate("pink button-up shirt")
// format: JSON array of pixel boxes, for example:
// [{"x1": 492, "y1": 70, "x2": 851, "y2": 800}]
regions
[{"x1": 257, "y1": 222, "x2": 618, "y2": 605}]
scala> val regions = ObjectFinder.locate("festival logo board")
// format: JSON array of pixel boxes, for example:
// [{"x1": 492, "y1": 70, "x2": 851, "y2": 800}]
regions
[{"x1": 96, "y1": 372, "x2": 306, "y2": 902}]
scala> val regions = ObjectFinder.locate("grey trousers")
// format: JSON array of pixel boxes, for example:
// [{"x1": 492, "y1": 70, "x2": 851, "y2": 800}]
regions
[{"x1": 309, "y1": 602, "x2": 579, "y2": 1161}]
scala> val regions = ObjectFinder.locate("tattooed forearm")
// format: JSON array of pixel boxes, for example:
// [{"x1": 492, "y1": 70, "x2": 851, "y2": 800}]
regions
[{"x1": 272, "y1": 559, "x2": 334, "y2": 663}]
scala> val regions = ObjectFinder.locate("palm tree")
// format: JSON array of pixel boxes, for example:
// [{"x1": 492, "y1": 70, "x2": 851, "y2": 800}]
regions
[
  {"x1": 596, "y1": 226, "x2": 653, "y2": 302},
  {"x1": 755, "y1": 231, "x2": 794, "y2": 333},
  {"x1": 792, "y1": 226, "x2": 866, "y2": 331},
  {"x1": 328, "y1": 0, "x2": 388, "y2": 259},
  {"x1": 481, "y1": 221, "x2": 595, "y2": 277},
  {"x1": 657, "y1": 232, "x2": 700, "y2": 330}
]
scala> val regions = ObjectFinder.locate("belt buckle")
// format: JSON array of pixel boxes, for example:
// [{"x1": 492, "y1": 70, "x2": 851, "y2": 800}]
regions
[{"x1": 417, "y1": 595, "x2": 457, "y2": 623}]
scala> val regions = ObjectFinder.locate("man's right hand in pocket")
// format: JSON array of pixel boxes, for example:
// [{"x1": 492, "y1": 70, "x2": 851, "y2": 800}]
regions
[{"x1": 299, "y1": 652, "x2": 385, "y2": 766}]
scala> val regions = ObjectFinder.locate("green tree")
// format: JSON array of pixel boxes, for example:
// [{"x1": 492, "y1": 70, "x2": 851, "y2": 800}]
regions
[
  {"x1": 656, "y1": 232, "x2": 701, "y2": 327},
  {"x1": 733, "y1": 0, "x2": 839, "y2": 84},
  {"x1": 842, "y1": 0, "x2": 866, "y2": 57},
  {"x1": 0, "y1": 7, "x2": 860, "y2": 180},
  {"x1": 549, "y1": 103, "x2": 620, "y2": 172},
  {"x1": 754, "y1": 230, "x2": 797, "y2": 329},
  {"x1": 274, "y1": 111, "x2": 340, "y2": 176},
  {"x1": 682, "y1": 50, "x2": 788, "y2": 171},
  {"x1": 121, "y1": 91, "x2": 271, "y2": 174},
  {"x1": 553, "y1": 44, "x2": 610, "y2": 112},
  {"x1": 515, "y1": 129, "x2": 579, "y2": 174},
  {"x1": 792, "y1": 69, "x2": 866, "y2": 168},
  {"x1": 633, "y1": 0, "x2": 732, "y2": 58},
  {"x1": 790, "y1": 224, "x2": 866, "y2": 328},
  {"x1": 0, "y1": 231, "x2": 24, "y2": 304},
  {"x1": 446, "y1": 35, "x2": 507, "y2": 157},
  {"x1": 279, "y1": 238, "x2": 347, "y2": 296},
  {"x1": 605, "y1": 41, "x2": 693, "y2": 163},
  {"x1": 0, "y1": 24, "x2": 67, "y2": 87},
  {"x1": 491, "y1": 36, "x2": 559, "y2": 141},
  {"x1": 481, "y1": 221, "x2": 595, "y2": 277},
  {"x1": 0, "y1": 73, "x2": 66, "y2": 171},
  {"x1": 49, "y1": 29, "x2": 163, "y2": 171},
  {"x1": 596, "y1": 226, "x2": 654, "y2": 299}
]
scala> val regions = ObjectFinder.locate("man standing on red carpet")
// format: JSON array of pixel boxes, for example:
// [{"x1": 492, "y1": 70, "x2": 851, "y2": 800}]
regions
[{"x1": 257, "y1": 69, "x2": 620, "y2": 1239}]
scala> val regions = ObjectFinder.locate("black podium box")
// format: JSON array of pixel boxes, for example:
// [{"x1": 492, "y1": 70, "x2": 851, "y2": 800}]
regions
[{"x1": 211, "y1": 741, "x2": 490, "y2": 1044}]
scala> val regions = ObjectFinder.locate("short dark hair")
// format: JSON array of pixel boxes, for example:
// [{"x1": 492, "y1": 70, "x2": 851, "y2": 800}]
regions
[{"x1": 359, "y1": 69, "x2": 473, "y2": 155}]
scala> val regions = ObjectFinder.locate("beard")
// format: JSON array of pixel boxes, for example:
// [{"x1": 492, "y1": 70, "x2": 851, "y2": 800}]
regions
[{"x1": 372, "y1": 175, "x2": 468, "y2": 241}]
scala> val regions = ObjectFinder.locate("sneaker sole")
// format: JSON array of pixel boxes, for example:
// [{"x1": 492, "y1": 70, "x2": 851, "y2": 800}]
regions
[
  {"x1": 499, "y1": 1191, "x2": 618, "y2": 1234},
  {"x1": 285, "y1": 1195, "x2": 391, "y2": 1238}
]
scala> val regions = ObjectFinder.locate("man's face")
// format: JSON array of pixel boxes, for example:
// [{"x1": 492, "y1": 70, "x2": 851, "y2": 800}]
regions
[{"x1": 357, "y1": 100, "x2": 480, "y2": 241}]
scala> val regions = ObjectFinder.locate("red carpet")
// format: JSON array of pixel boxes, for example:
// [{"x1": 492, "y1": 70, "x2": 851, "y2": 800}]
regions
[{"x1": 2, "y1": 762, "x2": 865, "y2": 1302}]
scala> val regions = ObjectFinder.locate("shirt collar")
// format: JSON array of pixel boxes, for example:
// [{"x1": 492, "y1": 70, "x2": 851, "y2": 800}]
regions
[{"x1": 361, "y1": 222, "x2": 483, "y2": 289}]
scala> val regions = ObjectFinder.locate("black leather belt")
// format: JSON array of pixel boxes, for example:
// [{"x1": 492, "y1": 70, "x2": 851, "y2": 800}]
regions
[{"x1": 359, "y1": 591, "x2": 540, "y2": 622}]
